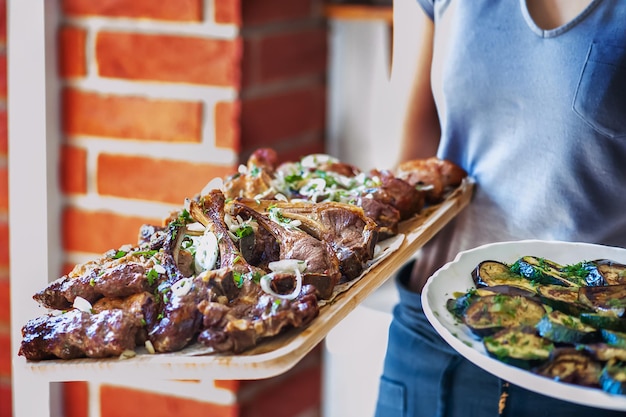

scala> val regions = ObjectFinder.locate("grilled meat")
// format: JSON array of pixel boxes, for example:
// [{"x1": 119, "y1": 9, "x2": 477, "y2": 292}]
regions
[
  {"x1": 233, "y1": 199, "x2": 378, "y2": 281},
  {"x1": 19, "y1": 309, "x2": 141, "y2": 360}
]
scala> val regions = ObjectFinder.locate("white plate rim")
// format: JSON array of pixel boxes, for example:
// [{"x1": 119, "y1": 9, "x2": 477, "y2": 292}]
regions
[{"x1": 422, "y1": 239, "x2": 626, "y2": 411}]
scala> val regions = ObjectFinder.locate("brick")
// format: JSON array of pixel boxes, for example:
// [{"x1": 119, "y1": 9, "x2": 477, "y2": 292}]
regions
[
  {"x1": 63, "y1": 381, "x2": 89, "y2": 417},
  {"x1": 0, "y1": 222, "x2": 7, "y2": 267},
  {"x1": 242, "y1": 0, "x2": 319, "y2": 26},
  {"x1": 0, "y1": 55, "x2": 6, "y2": 100},
  {"x1": 0, "y1": 108, "x2": 7, "y2": 155},
  {"x1": 0, "y1": 280, "x2": 8, "y2": 323},
  {"x1": 241, "y1": 86, "x2": 326, "y2": 149},
  {"x1": 273, "y1": 138, "x2": 326, "y2": 164},
  {"x1": 0, "y1": 334, "x2": 10, "y2": 378},
  {"x1": 243, "y1": 27, "x2": 327, "y2": 87},
  {"x1": 58, "y1": 26, "x2": 87, "y2": 78},
  {"x1": 100, "y1": 385, "x2": 239, "y2": 417},
  {"x1": 0, "y1": 383, "x2": 11, "y2": 417},
  {"x1": 0, "y1": 0, "x2": 6, "y2": 46},
  {"x1": 62, "y1": 207, "x2": 161, "y2": 254},
  {"x1": 0, "y1": 164, "x2": 6, "y2": 211},
  {"x1": 96, "y1": 32, "x2": 242, "y2": 87},
  {"x1": 60, "y1": 145, "x2": 88, "y2": 195},
  {"x1": 63, "y1": 89, "x2": 203, "y2": 142},
  {"x1": 62, "y1": 0, "x2": 203, "y2": 22},
  {"x1": 214, "y1": 101, "x2": 241, "y2": 151},
  {"x1": 97, "y1": 154, "x2": 236, "y2": 205},
  {"x1": 240, "y1": 365, "x2": 321, "y2": 417},
  {"x1": 214, "y1": 0, "x2": 241, "y2": 25}
]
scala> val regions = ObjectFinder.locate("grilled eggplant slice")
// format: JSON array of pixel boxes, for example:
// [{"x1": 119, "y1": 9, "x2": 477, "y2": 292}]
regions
[
  {"x1": 536, "y1": 285, "x2": 592, "y2": 317},
  {"x1": 533, "y1": 347, "x2": 602, "y2": 387},
  {"x1": 584, "y1": 343, "x2": 626, "y2": 363},
  {"x1": 601, "y1": 359, "x2": 626, "y2": 395},
  {"x1": 593, "y1": 259, "x2": 626, "y2": 286},
  {"x1": 472, "y1": 260, "x2": 538, "y2": 292},
  {"x1": 447, "y1": 286, "x2": 537, "y2": 320},
  {"x1": 463, "y1": 294, "x2": 546, "y2": 337},
  {"x1": 535, "y1": 311, "x2": 599, "y2": 344},
  {"x1": 484, "y1": 326, "x2": 553, "y2": 369},
  {"x1": 578, "y1": 284, "x2": 626, "y2": 317},
  {"x1": 511, "y1": 256, "x2": 585, "y2": 287}
]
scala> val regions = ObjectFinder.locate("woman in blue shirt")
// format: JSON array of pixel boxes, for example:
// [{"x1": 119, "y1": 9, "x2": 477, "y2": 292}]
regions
[{"x1": 375, "y1": 1, "x2": 626, "y2": 416}]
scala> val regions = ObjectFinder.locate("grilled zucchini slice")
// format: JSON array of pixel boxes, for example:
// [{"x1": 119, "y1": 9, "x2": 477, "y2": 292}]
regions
[
  {"x1": 601, "y1": 359, "x2": 626, "y2": 395},
  {"x1": 483, "y1": 326, "x2": 553, "y2": 369},
  {"x1": 463, "y1": 294, "x2": 546, "y2": 337},
  {"x1": 472, "y1": 260, "x2": 538, "y2": 292},
  {"x1": 602, "y1": 329, "x2": 626, "y2": 349},
  {"x1": 535, "y1": 311, "x2": 599, "y2": 344},
  {"x1": 580, "y1": 313, "x2": 626, "y2": 332}
]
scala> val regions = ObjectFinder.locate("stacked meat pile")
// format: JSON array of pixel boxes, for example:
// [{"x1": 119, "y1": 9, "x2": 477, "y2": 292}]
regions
[{"x1": 19, "y1": 148, "x2": 466, "y2": 360}]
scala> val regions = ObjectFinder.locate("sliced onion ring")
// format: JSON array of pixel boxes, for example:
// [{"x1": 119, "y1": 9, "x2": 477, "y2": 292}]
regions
[{"x1": 260, "y1": 268, "x2": 303, "y2": 301}]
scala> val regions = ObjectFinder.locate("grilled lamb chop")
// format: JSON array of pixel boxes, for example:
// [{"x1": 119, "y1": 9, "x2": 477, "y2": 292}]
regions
[
  {"x1": 19, "y1": 309, "x2": 141, "y2": 360},
  {"x1": 150, "y1": 189, "x2": 319, "y2": 354},
  {"x1": 33, "y1": 215, "x2": 191, "y2": 311},
  {"x1": 356, "y1": 196, "x2": 401, "y2": 239},
  {"x1": 148, "y1": 190, "x2": 260, "y2": 353},
  {"x1": 366, "y1": 169, "x2": 425, "y2": 221},
  {"x1": 92, "y1": 291, "x2": 158, "y2": 346},
  {"x1": 223, "y1": 148, "x2": 279, "y2": 199},
  {"x1": 233, "y1": 199, "x2": 378, "y2": 281},
  {"x1": 395, "y1": 157, "x2": 467, "y2": 203},
  {"x1": 32, "y1": 251, "x2": 167, "y2": 311},
  {"x1": 196, "y1": 281, "x2": 319, "y2": 353},
  {"x1": 233, "y1": 202, "x2": 342, "y2": 299}
]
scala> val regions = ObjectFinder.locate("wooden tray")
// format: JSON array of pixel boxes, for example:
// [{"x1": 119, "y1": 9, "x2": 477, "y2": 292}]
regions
[{"x1": 16, "y1": 179, "x2": 474, "y2": 382}]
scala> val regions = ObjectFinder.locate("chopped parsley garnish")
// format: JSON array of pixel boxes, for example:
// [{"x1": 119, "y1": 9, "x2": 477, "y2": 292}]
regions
[
  {"x1": 235, "y1": 224, "x2": 254, "y2": 239},
  {"x1": 146, "y1": 268, "x2": 159, "y2": 286}
]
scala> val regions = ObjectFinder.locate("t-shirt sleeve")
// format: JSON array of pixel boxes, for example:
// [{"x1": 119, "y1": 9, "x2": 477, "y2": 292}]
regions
[{"x1": 415, "y1": 0, "x2": 435, "y2": 20}]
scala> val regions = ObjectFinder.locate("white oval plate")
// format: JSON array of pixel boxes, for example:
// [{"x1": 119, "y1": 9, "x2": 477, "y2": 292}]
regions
[{"x1": 422, "y1": 239, "x2": 626, "y2": 411}]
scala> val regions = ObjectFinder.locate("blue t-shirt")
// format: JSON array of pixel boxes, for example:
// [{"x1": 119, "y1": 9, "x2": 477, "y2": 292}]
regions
[{"x1": 412, "y1": 0, "x2": 626, "y2": 279}]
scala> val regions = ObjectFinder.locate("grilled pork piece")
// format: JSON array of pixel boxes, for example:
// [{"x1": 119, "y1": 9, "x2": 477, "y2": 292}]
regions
[
  {"x1": 233, "y1": 202, "x2": 342, "y2": 299},
  {"x1": 233, "y1": 199, "x2": 378, "y2": 281},
  {"x1": 19, "y1": 309, "x2": 141, "y2": 360}
]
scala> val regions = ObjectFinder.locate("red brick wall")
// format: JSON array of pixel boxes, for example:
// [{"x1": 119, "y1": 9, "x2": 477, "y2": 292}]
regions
[
  {"x1": 2, "y1": 0, "x2": 328, "y2": 416},
  {"x1": 54, "y1": 0, "x2": 327, "y2": 416}
]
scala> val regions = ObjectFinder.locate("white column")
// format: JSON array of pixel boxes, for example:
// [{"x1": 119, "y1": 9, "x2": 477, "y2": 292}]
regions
[{"x1": 8, "y1": 1, "x2": 61, "y2": 416}]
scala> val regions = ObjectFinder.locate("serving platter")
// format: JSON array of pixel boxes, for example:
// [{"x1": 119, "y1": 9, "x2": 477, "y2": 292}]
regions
[
  {"x1": 422, "y1": 239, "x2": 626, "y2": 411},
  {"x1": 15, "y1": 178, "x2": 474, "y2": 382}
]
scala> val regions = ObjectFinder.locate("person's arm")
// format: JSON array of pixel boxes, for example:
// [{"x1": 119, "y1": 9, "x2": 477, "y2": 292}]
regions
[{"x1": 390, "y1": 0, "x2": 440, "y2": 163}]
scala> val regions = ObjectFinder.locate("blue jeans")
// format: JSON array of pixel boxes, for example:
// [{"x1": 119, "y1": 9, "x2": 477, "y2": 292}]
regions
[{"x1": 374, "y1": 262, "x2": 626, "y2": 417}]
